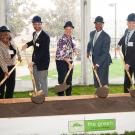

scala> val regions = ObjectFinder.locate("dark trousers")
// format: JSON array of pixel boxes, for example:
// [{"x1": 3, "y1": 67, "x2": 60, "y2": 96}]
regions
[
  {"x1": 93, "y1": 63, "x2": 109, "y2": 88},
  {"x1": 124, "y1": 66, "x2": 135, "y2": 93},
  {"x1": 56, "y1": 60, "x2": 73, "y2": 96},
  {"x1": 0, "y1": 66, "x2": 16, "y2": 99}
]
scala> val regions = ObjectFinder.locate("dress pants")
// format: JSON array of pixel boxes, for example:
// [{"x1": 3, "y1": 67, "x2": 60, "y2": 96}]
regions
[
  {"x1": 33, "y1": 64, "x2": 48, "y2": 96},
  {"x1": 0, "y1": 66, "x2": 16, "y2": 99},
  {"x1": 56, "y1": 60, "x2": 73, "y2": 96}
]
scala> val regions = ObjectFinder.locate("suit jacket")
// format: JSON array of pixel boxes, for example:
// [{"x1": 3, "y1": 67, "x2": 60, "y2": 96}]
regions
[
  {"x1": 27, "y1": 30, "x2": 50, "y2": 70},
  {"x1": 118, "y1": 30, "x2": 135, "y2": 67},
  {"x1": 87, "y1": 30, "x2": 112, "y2": 66}
]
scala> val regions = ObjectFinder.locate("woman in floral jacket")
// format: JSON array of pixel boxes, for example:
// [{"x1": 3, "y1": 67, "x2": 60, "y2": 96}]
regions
[{"x1": 56, "y1": 21, "x2": 77, "y2": 96}]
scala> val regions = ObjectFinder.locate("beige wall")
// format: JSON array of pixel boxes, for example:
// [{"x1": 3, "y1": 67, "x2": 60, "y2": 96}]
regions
[{"x1": 0, "y1": 0, "x2": 6, "y2": 26}]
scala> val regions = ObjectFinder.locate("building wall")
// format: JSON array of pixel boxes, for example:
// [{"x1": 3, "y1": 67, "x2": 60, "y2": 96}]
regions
[{"x1": 0, "y1": 0, "x2": 6, "y2": 26}]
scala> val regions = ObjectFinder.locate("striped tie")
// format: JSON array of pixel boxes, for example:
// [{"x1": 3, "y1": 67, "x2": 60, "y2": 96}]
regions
[
  {"x1": 125, "y1": 31, "x2": 130, "y2": 55},
  {"x1": 33, "y1": 33, "x2": 37, "y2": 44}
]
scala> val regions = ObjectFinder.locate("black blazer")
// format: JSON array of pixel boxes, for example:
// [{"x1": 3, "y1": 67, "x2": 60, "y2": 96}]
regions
[
  {"x1": 27, "y1": 30, "x2": 50, "y2": 70},
  {"x1": 118, "y1": 30, "x2": 135, "y2": 67}
]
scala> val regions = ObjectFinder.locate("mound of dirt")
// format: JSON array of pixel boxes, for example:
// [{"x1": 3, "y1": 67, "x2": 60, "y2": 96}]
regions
[{"x1": 0, "y1": 94, "x2": 135, "y2": 118}]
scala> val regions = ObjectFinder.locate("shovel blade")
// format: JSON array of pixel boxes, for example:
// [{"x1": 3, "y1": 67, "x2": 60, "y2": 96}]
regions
[
  {"x1": 96, "y1": 87, "x2": 109, "y2": 98},
  {"x1": 128, "y1": 89, "x2": 135, "y2": 98},
  {"x1": 31, "y1": 90, "x2": 45, "y2": 104},
  {"x1": 55, "y1": 83, "x2": 70, "y2": 92}
]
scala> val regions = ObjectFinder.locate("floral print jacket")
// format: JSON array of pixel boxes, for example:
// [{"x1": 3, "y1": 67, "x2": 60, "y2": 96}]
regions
[{"x1": 56, "y1": 34, "x2": 76, "y2": 61}]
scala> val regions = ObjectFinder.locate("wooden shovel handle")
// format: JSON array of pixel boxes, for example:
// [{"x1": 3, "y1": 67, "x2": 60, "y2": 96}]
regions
[
  {"x1": 0, "y1": 61, "x2": 20, "y2": 86},
  {"x1": 93, "y1": 67, "x2": 102, "y2": 87},
  {"x1": 118, "y1": 50, "x2": 134, "y2": 89},
  {"x1": 64, "y1": 65, "x2": 73, "y2": 83},
  {"x1": 88, "y1": 57, "x2": 102, "y2": 87},
  {"x1": 24, "y1": 51, "x2": 37, "y2": 92}
]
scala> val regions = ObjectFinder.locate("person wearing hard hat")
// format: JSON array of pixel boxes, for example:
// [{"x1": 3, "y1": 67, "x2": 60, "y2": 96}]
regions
[
  {"x1": 87, "y1": 16, "x2": 112, "y2": 89},
  {"x1": 55, "y1": 21, "x2": 77, "y2": 96},
  {"x1": 0, "y1": 26, "x2": 21, "y2": 98},
  {"x1": 22, "y1": 15, "x2": 50, "y2": 96},
  {"x1": 117, "y1": 13, "x2": 135, "y2": 93}
]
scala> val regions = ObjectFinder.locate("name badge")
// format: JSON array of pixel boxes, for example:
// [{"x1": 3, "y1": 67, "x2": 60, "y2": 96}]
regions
[
  {"x1": 128, "y1": 42, "x2": 133, "y2": 47},
  {"x1": 8, "y1": 50, "x2": 14, "y2": 55},
  {"x1": 36, "y1": 43, "x2": 40, "y2": 47}
]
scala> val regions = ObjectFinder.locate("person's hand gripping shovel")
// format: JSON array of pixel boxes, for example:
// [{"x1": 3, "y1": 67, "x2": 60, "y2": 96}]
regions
[{"x1": 117, "y1": 48, "x2": 135, "y2": 98}]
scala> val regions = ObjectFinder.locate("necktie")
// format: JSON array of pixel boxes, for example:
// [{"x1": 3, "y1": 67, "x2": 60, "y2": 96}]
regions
[
  {"x1": 93, "y1": 32, "x2": 98, "y2": 46},
  {"x1": 33, "y1": 33, "x2": 37, "y2": 44},
  {"x1": 125, "y1": 31, "x2": 130, "y2": 55}
]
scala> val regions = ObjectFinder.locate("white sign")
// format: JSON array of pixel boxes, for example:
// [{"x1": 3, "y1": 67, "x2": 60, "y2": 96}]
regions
[{"x1": 0, "y1": 112, "x2": 135, "y2": 135}]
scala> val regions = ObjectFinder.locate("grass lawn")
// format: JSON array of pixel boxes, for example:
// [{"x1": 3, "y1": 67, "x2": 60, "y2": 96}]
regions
[
  {"x1": 18, "y1": 58, "x2": 124, "y2": 80},
  {"x1": 109, "y1": 58, "x2": 124, "y2": 78},
  {"x1": 13, "y1": 85, "x2": 123, "y2": 98}
]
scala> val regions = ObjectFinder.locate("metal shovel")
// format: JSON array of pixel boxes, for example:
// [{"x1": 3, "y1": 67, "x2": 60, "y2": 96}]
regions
[
  {"x1": 55, "y1": 64, "x2": 73, "y2": 92},
  {"x1": 89, "y1": 57, "x2": 109, "y2": 98},
  {"x1": 24, "y1": 51, "x2": 45, "y2": 104},
  {"x1": 118, "y1": 50, "x2": 135, "y2": 98}
]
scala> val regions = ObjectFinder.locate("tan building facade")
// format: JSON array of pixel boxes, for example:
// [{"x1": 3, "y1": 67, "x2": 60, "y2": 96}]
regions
[{"x1": 0, "y1": 0, "x2": 6, "y2": 26}]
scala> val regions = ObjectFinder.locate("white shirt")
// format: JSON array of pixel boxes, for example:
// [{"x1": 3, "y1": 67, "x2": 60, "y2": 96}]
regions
[
  {"x1": 34, "y1": 30, "x2": 42, "y2": 41},
  {"x1": 93, "y1": 30, "x2": 102, "y2": 45}
]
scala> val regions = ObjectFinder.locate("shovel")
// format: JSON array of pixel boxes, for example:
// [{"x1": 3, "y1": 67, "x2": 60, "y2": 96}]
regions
[
  {"x1": 88, "y1": 57, "x2": 109, "y2": 98},
  {"x1": 24, "y1": 51, "x2": 45, "y2": 104},
  {"x1": 55, "y1": 63, "x2": 73, "y2": 92},
  {"x1": 0, "y1": 61, "x2": 20, "y2": 86},
  {"x1": 118, "y1": 50, "x2": 135, "y2": 98}
]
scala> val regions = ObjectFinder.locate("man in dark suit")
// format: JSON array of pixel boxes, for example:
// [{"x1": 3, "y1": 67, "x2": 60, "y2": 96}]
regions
[
  {"x1": 87, "y1": 16, "x2": 112, "y2": 88},
  {"x1": 22, "y1": 15, "x2": 50, "y2": 96},
  {"x1": 117, "y1": 13, "x2": 135, "y2": 93}
]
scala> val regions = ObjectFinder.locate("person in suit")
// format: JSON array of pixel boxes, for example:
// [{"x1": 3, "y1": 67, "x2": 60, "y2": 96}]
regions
[
  {"x1": 0, "y1": 26, "x2": 21, "y2": 98},
  {"x1": 117, "y1": 13, "x2": 135, "y2": 93},
  {"x1": 87, "y1": 16, "x2": 112, "y2": 89},
  {"x1": 56, "y1": 21, "x2": 78, "y2": 96},
  {"x1": 22, "y1": 15, "x2": 50, "y2": 96}
]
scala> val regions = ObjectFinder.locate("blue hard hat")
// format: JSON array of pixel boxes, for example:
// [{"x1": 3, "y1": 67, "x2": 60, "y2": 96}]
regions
[
  {"x1": 64, "y1": 21, "x2": 74, "y2": 29},
  {"x1": 32, "y1": 15, "x2": 42, "y2": 23},
  {"x1": 0, "y1": 26, "x2": 10, "y2": 32},
  {"x1": 94, "y1": 16, "x2": 104, "y2": 23},
  {"x1": 127, "y1": 13, "x2": 135, "y2": 22}
]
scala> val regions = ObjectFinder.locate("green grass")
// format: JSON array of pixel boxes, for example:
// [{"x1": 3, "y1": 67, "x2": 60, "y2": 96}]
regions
[
  {"x1": 17, "y1": 59, "x2": 124, "y2": 80},
  {"x1": 13, "y1": 85, "x2": 123, "y2": 98},
  {"x1": 109, "y1": 58, "x2": 124, "y2": 78},
  {"x1": 100, "y1": 131, "x2": 135, "y2": 135}
]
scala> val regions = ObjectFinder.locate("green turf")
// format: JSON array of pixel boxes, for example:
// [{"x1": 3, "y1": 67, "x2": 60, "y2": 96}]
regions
[
  {"x1": 17, "y1": 59, "x2": 124, "y2": 80},
  {"x1": 101, "y1": 131, "x2": 135, "y2": 135},
  {"x1": 109, "y1": 58, "x2": 124, "y2": 78},
  {"x1": 13, "y1": 85, "x2": 123, "y2": 98}
]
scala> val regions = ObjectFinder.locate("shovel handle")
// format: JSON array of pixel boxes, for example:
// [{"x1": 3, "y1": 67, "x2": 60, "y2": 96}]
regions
[
  {"x1": 0, "y1": 61, "x2": 20, "y2": 86},
  {"x1": 64, "y1": 65, "x2": 73, "y2": 83},
  {"x1": 24, "y1": 51, "x2": 37, "y2": 92},
  {"x1": 88, "y1": 57, "x2": 102, "y2": 87},
  {"x1": 93, "y1": 68, "x2": 102, "y2": 87},
  {"x1": 118, "y1": 50, "x2": 134, "y2": 89}
]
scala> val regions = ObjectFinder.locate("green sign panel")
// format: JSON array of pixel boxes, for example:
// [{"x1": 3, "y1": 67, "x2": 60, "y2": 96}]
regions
[
  {"x1": 68, "y1": 119, "x2": 116, "y2": 133},
  {"x1": 84, "y1": 119, "x2": 116, "y2": 131}
]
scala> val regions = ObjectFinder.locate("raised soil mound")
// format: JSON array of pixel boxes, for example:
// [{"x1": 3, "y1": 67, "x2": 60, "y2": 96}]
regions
[{"x1": 0, "y1": 94, "x2": 135, "y2": 118}]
